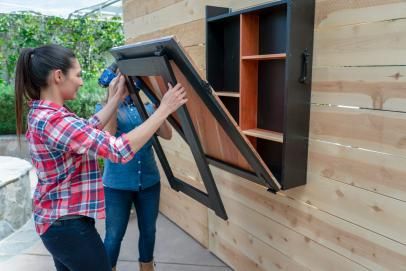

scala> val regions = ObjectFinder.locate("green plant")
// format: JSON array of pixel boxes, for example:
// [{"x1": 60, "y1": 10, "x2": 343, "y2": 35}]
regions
[
  {"x1": 0, "y1": 12, "x2": 124, "y2": 84},
  {"x1": 0, "y1": 12, "x2": 121, "y2": 135},
  {"x1": 0, "y1": 83, "x2": 18, "y2": 134},
  {"x1": 0, "y1": 79, "x2": 106, "y2": 134}
]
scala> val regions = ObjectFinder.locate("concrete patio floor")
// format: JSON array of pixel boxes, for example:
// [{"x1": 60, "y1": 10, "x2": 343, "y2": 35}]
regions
[{"x1": 0, "y1": 212, "x2": 232, "y2": 271}]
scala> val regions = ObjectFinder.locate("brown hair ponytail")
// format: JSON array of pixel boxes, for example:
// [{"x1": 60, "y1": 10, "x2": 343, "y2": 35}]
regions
[
  {"x1": 15, "y1": 48, "x2": 37, "y2": 137},
  {"x1": 14, "y1": 44, "x2": 75, "y2": 142}
]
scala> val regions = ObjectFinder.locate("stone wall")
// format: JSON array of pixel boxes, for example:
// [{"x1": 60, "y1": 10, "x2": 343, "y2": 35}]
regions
[
  {"x1": 0, "y1": 156, "x2": 32, "y2": 240},
  {"x1": 0, "y1": 135, "x2": 30, "y2": 161}
]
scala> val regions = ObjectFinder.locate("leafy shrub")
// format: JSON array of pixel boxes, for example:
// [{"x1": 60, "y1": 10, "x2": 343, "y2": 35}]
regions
[
  {"x1": 0, "y1": 12, "x2": 124, "y2": 84},
  {"x1": 0, "y1": 79, "x2": 106, "y2": 134},
  {"x1": 0, "y1": 83, "x2": 18, "y2": 134}
]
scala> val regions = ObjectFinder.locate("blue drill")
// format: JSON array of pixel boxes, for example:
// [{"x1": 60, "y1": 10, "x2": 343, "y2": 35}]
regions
[{"x1": 98, "y1": 63, "x2": 158, "y2": 104}]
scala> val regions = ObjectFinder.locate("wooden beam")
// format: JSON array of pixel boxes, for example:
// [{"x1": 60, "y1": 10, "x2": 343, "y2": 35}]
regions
[
  {"x1": 123, "y1": 0, "x2": 183, "y2": 21},
  {"x1": 215, "y1": 92, "x2": 240, "y2": 98},
  {"x1": 308, "y1": 139, "x2": 406, "y2": 201},
  {"x1": 314, "y1": 17, "x2": 406, "y2": 66},
  {"x1": 286, "y1": 173, "x2": 406, "y2": 245},
  {"x1": 211, "y1": 167, "x2": 406, "y2": 270},
  {"x1": 309, "y1": 105, "x2": 406, "y2": 157},
  {"x1": 126, "y1": 19, "x2": 205, "y2": 48},
  {"x1": 242, "y1": 129, "x2": 283, "y2": 143},
  {"x1": 315, "y1": 0, "x2": 404, "y2": 28},
  {"x1": 209, "y1": 211, "x2": 308, "y2": 271},
  {"x1": 214, "y1": 195, "x2": 369, "y2": 270},
  {"x1": 241, "y1": 53, "x2": 286, "y2": 60},
  {"x1": 312, "y1": 66, "x2": 406, "y2": 111}
]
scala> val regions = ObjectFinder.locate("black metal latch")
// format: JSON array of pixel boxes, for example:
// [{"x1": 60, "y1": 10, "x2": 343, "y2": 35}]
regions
[{"x1": 299, "y1": 49, "x2": 310, "y2": 84}]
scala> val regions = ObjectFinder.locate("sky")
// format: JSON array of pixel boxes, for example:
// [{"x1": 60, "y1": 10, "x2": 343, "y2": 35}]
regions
[{"x1": 0, "y1": 0, "x2": 121, "y2": 17}]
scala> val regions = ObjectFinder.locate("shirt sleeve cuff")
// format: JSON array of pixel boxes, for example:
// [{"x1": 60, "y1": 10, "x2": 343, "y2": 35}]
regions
[
  {"x1": 121, "y1": 133, "x2": 136, "y2": 160},
  {"x1": 88, "y1": 115, "x2": 102, "y2": 129}
]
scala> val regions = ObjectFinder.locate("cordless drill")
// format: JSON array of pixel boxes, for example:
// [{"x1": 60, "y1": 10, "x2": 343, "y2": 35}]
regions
[
  {"x1": 98, "y1": 63, "x2": 158, "y2": 105},
  {"x1": 98, "y1": 63, "x2": 118, "y2": 88}
]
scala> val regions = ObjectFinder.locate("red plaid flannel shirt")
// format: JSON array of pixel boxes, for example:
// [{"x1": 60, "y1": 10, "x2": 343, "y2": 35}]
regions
[{"x1": 26, "y1": 100, "x2": 135, "y2": 235}]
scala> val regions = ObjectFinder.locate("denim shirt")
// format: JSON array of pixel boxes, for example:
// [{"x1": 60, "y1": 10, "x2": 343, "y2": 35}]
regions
[{"x1": 95, "y1": 96, "x2": 160, "y2": 191}]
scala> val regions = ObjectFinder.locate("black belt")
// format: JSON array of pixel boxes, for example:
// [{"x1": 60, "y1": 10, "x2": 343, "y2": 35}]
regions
[{"x1": 57, "y1": 215, "x2": 86, "y2": 221}]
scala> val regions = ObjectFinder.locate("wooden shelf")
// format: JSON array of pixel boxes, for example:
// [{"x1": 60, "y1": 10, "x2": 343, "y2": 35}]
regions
[
  {"x1": 241, "y1": 53, "x2": 286, "y2": 60},
  {"x1": 242, "y1": 128, "x2": 283, "y2": 143},
  {"x1": 206, "y1": 2, "x2": 314, "y2": 189},
  {"x1": 215, "y1": 91, "x2": 240, "y2": 98}
]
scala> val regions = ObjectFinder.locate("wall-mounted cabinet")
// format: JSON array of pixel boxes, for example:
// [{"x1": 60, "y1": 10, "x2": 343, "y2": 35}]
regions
[{"x1": 206, "y1": 0, "x2": 315, "y2": 189}]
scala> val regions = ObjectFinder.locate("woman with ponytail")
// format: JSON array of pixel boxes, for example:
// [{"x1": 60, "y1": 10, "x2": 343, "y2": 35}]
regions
[{"x1": 14, "y1": 44, "x2": 187, "y2": 271}]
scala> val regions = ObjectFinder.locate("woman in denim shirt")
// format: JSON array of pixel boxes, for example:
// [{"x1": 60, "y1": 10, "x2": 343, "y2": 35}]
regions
[{"x1": 96, "y1": 89, "x2": 172, "y2": 271}]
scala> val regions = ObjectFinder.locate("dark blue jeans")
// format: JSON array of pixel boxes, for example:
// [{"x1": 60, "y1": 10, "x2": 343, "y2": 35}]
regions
[
  {"x1": 40, "y1": 216, "x2": 111, "y2": 271},
  {"x1": 104, "y1": 182, "x2": 160, "y2": 267}
]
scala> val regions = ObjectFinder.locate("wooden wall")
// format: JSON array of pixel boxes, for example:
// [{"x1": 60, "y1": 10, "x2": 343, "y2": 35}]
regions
[{"x1": 122, "y1": 1, "x2": 406, "y2": 270}]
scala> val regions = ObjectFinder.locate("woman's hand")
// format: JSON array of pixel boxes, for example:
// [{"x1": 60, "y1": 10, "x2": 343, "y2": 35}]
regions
[
  {"x1": 96, "y1": 74, "x2": 126, "y2": 132},
  {"x1": 108, "y1": 74, "x2": 127, "y2": 102},
  {"x1": 158, "y1": 83, "x2": 187, "y2": 117}
]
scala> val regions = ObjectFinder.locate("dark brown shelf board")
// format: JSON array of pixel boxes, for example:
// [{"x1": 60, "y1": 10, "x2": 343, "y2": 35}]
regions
[
  {"x1": 215, "y1": 91, "x2": 240, "y2": 98},
  {"x1": 242, "y1": 128, "x2": 283, "y2": 143},
  {"x1": 241, "y1": 53, "x2": 286, "y2": 61}
]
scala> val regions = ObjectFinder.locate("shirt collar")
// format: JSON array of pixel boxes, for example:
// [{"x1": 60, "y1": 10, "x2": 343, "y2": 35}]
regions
[
  {"x1": 124, "y1": 95, "x2": 132, "y2": 104},
  {"x1": 28, "y1": 100, "x2": 68, "y2": 112}
]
